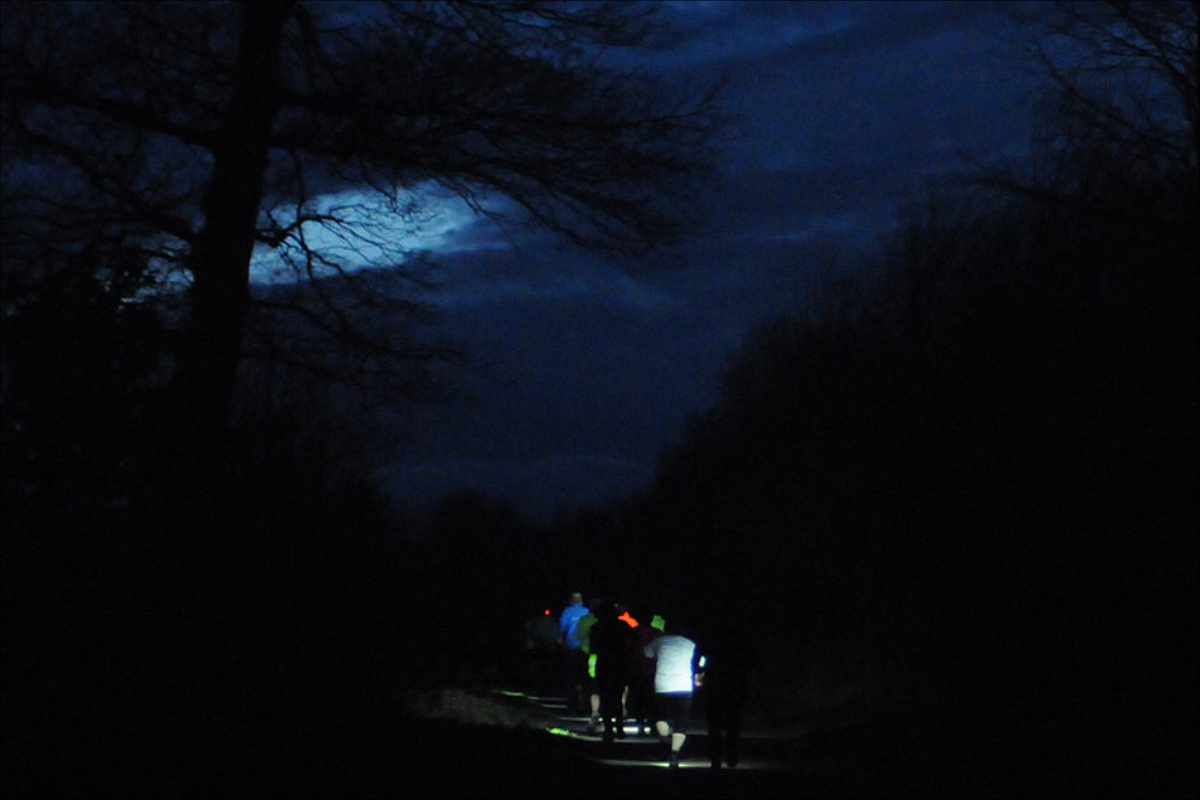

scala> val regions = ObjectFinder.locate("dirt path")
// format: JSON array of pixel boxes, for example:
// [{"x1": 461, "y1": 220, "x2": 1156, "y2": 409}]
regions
[
  {"x1": 396, "y1": 683, "x2": 981, "y2": 797},
  {"x1": 488, "y1": 686, "x2": 804, "y2": 771}
]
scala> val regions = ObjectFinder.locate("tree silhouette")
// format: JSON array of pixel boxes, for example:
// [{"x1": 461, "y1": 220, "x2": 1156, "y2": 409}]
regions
[
  {"x1": 989, "y1": 0, "x2": 1198, "y2": 210},
  {"x1": 1036, "y1": 0, "x2": 1197, "y2": 172},
  {"x1": 2, "y1": 0, "x2": 722, "y2": 433}
]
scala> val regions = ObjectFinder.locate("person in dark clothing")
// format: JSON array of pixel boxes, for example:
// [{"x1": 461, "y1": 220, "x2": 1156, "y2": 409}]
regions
[
  {"x1": 589, "y1": 601, "x2": 636, "y2": 743},
  {"x1": 628, "y1": 611, "x2": 664, "y2": 736},
  {"x1": 523, "y1": 608, "x2": 562, "y2": 695},
  {"x1": 693, "y1": 613, "x2": 757, "y2": 770}
]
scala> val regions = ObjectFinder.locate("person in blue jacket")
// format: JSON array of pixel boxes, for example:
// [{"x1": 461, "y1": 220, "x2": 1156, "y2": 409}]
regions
[{"x1": 558, "y1": 592, "x2": 590, "y2": 713}]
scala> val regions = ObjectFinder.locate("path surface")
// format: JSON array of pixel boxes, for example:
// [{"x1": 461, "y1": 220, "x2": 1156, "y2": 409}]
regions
[
  {"x1": 438, "y1": 684, "x2": 865, "y2": 799},
  {"x1": 490, "y1": 686, "x2": 805, "y2": 773},
  {"x1": 402, "y1": 682, "x2": 1054, "y2": 797},
  {"x1": 406, "y1": 683, "x2": 1181, "y2": 797}
]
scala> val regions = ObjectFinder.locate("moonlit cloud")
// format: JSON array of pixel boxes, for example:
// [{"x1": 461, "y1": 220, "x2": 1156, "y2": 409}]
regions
[{"x1": 249, "y1": 183, "x2": 513, "y2": 284}]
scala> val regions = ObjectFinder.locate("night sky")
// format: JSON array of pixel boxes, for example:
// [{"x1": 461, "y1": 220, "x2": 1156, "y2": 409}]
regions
[{"x1": 373, "y1": 1, "x2": 1043, "y2": 519}]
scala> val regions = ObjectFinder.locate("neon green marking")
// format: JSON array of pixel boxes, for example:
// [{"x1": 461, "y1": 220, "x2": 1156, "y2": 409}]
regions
[{"x1": 546, "y1": 727, "x2": 572, "y2": 737}]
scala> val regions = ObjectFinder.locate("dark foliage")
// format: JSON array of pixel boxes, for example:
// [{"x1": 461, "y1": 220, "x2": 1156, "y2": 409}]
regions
[
  {"x1": 4, "y1": 279, "x2": 405, "y2": 792},
  {"x1": 614, "y1": 145, "x2": 1194, "y2": 786}
]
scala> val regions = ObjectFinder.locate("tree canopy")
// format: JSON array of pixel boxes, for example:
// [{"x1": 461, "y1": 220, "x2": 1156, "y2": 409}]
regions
[
  {"x1": 992, "y1": 0, "x2": 1198, "y2": 208},
  {"x1": 2, "y1": 0, "x2": 723, "y2": 426}
]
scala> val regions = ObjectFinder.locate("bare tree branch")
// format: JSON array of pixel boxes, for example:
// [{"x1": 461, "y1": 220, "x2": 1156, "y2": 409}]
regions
[{"x1": 2, "y1": 0, "x2": 725, "y2": 423}]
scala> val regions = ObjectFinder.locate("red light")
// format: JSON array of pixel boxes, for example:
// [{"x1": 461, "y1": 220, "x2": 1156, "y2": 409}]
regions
[{"x1": 544, "y1": 609, "x2": 551, "y2": 616}]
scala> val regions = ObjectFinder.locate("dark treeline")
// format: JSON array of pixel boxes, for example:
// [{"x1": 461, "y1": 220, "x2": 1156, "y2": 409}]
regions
[
  {"x1": 642, "y1": 153, "x2": 1192, "y2": 687},
  {"x1": 514, "y1": 140, "x2": 1194, "y2": 782},
  {"x1": 5, "y1": 292, "x2": 406, "y2": 790}
]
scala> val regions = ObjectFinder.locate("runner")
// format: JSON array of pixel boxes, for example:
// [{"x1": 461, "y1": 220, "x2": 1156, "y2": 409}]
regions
[
  {"x1": 628, "y1": 609, "x2": 663, "y2": 736},
  {"x1": 576, "y1": 599, "x2": 603, "y2": 730},
  {"x1": 693, "y1": 611, "x2": 757, "y2": 769},
  {"x1": 558, "y1": 592, "x2": 590, "y2": 713},
  {"x1": 591, "y1": 601, "x2": 636, "y2": 742},
  {"x1": 644, "y1": 622, "x2": 697, "y2": 768}
]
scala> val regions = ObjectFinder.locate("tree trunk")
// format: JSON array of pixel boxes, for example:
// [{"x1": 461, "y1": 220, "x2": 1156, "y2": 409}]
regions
[
  {"x1": 1192, "y1": 1, "x2": 1199, "y2": 203},
  {"x1": 179, "y1": 0, "x2": 291, "y2": 437}
]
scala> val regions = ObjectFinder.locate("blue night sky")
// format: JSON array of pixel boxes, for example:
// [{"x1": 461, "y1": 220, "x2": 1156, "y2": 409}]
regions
[{"x1": 366, "y1": 1, "x2": 1047, "y2": 520}]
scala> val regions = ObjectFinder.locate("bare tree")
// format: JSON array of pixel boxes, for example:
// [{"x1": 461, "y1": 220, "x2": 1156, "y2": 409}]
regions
[
  {"x1": 1039, "y1": 2, "x2": 1196, "y2": 166},
  {"x1": 982, "y1": 0, "x2": 1198, "y2": 216},
  {"x1": 1, "y1": 1, "x2": 722, "y2": 432}
]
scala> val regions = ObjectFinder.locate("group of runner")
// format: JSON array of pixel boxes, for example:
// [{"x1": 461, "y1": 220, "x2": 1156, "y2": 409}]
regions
[{"x1": 549, "y1": 591, "x2": 755, "y2": 770}]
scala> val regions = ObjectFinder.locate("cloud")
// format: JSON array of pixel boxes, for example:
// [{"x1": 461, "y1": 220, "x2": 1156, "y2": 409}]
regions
[
  {"x1": 428, "y1": 247, "x2": 681, "y2": 313},
  {"x1": 651, "y1": 0, "x2": 855, "y2": 68},
  {"x1": 671, "y1": 2, "x2": 1033, "y2": 177},
  {"x1": 249, "y1": 183, "x2": 516, "y2": 284}
]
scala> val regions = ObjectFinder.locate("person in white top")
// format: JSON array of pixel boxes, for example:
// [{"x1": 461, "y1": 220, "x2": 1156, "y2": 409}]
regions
[{"x1": 644, "y1": 631, "x2": 697, "y2": 768}]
